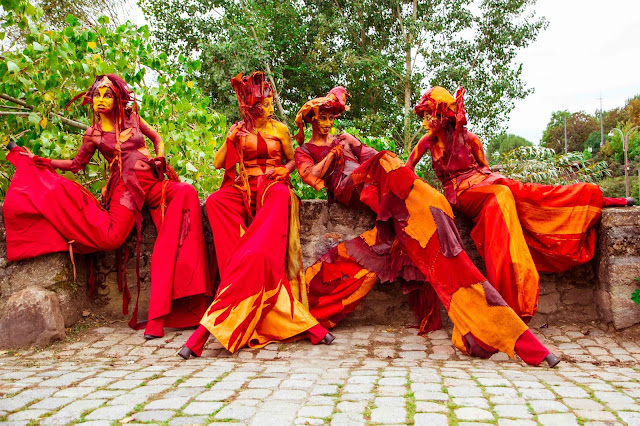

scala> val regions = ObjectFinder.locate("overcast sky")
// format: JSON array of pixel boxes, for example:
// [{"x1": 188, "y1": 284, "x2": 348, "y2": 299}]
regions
[{"x1": 506, "y1": 0, "x2": 640, "y2": 144}]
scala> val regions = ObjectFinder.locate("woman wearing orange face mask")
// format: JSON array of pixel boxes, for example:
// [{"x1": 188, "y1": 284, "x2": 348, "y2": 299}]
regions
[
  {"x1": 178, "y1": 72, "x2": 333, "y2": 359},
  {"x1": 3, "y1": 74, "x2": 212, "y2": 339}
]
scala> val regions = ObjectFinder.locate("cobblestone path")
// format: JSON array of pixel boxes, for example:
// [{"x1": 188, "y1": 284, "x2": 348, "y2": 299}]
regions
[{"x1": 0, "y1": 323, "x2": 639, "y2": 425}]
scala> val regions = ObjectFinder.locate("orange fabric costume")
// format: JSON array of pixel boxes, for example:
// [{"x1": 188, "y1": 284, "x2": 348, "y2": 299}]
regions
[
  {"x1": 294, "y1": 89, "x2": 551, "y2": 365},
  {"x1": 408, "y1": 86, "x2": 612, "y2": 320},
  {"x1": 184, "y1": 72, "x2": 327, "y2": 356}
]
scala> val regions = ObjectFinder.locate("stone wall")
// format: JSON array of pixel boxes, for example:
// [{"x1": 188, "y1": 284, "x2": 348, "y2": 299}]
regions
[
  {"x1": 1, "y1": 201, "x2": 639, "y2": 348},
  {"x1": 597, "y1": 208, "x2": 640, "y2": 329}
]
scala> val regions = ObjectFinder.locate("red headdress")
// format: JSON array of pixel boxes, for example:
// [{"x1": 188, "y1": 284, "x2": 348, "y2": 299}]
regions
[
  {"x1": 66, "y1": 74, "x2": 137, "y2": 129},
  {"x1": 293, "y1": 87, "x2": 349, "y2": 144},
  {"x1": 230, "y1": 71, "x2": 273, "y2": 132}
]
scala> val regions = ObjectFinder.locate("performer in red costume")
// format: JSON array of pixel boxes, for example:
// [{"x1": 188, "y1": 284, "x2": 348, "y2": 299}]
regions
[
  {"x1": 3, "y1": 74, "x2": 212, "y2": 339},
  {"x1": 294, "y1": 87, "x2": 560, "y2": 367},
  {"x1": 407, "y1": 86, "x2": 633, "y2": 322},
  {"x1": 178, "y1": 72, "x2": 333, "y2": 359}
]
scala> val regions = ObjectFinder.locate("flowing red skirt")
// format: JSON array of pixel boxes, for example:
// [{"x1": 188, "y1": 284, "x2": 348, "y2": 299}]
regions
[
  {"x1": 3, "y1": 147, "x2": 212, "y2": 332},
  {"x1": 193, "y1": 178, "x2": 323, "y2": 354}
]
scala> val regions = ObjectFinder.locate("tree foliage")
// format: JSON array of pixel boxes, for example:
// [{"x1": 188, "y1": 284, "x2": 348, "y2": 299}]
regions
[
  {"x1": 541, "y1": 111, "x2": 599, "y2": 154},
  {"x1": 34, "y1": 0, "x2": 133, "y2": 28},
  {"x1": 486, "y1": 133, "x2": 532, "y2": 163},
  {"x1": 498, "y1": 146, "x2": 610, "y2": 185},
  {"x1": 141, "y1": 0, "x2": 547, "y2": 151},
  {"x1": 0, "y1": 0, "x2": 226, "y2": 198}
]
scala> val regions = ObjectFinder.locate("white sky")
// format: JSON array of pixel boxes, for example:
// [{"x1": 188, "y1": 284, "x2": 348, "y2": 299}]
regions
[{"x1": 507, "y1": 0, "x2": 640, "y2": 144}]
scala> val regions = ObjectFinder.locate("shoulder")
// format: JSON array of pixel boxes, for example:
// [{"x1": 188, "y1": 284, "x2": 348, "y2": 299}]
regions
[
  {"x1": 83, "y1": 126, "x2": 101, "y2": 143},
  {"x1": 294, "y1": 143, "x2": 311, "y2": 155},
  {"x1": 271, "y1": 120, "x2": 290, "y2": 133},
  {"x1": 271, "y1": 120, "x2": 292, "y2": 141}
]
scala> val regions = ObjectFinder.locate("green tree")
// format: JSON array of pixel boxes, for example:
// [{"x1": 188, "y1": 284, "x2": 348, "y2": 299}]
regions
[
  {"x1": 541, "y1": 111, "x2": 598, "y2": 153},
  {"x1": 141, "y1": 0, "x2": 547, "y2": 150},
  {"x1": 486, "y1": 133, "x2": 532, "y2": 162},
  {"x1": 0, "y1": 0, "x2": 226, "y2": 198}
]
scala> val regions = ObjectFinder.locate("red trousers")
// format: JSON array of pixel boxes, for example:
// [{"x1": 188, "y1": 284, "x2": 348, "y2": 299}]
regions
[
  {"x1": 3, "y1": 148, "x2": 212, "y2": 335},
  {"x1": 190, "y1": 178, "x2": 325, "y2": 354}
]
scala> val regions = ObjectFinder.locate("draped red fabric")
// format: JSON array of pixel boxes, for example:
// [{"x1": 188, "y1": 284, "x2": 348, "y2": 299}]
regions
[{"x1": 3, "y1": 147, "x2": 212, "y2": 335}]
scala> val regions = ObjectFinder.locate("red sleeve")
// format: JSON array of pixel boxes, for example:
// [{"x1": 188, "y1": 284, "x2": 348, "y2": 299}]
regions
[
  {"x1": 345, "y1": 134, "x2": 378, "y2": 163},
  {"x1": 70, "y1": 130, "x2": 99, "y2": 173},
  {"x1": 294, "y1": 145, "x2": 325, "y2": 191}
]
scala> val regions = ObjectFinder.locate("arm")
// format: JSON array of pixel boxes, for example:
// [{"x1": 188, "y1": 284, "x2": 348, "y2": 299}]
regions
[
  {"x1": 267, "y1": 123, "x2": 296, "y2": 179},
  {"x1": 214, "y1": 124, "x2": 243, "y2": 170},
  {"x1": 213, "y1": 143, "x2": 227, "y2": 170},
  {"x1": 23, "y1": 132, "x2": 98, "y2": 172},
  {"x1": 294, "y1": 145, "x2": 341, "y2": 191},
  {"x1": 345, "y1": 134, "x2": 378, "y2": 163},
  {"x1": 468, "y1": 132, "x2": 490, "y2": 168},
  {"x1": 139, "y1": 118, "x2": 164, "y2": 157},
  {"x1": 406, "y1": 133, "x2": 433, "y2": 171}
]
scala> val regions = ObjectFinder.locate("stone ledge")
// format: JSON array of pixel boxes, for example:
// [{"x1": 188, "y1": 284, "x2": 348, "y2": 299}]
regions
[{"x1": 1, "y1": 201, "x2": 639, "y2": 348}]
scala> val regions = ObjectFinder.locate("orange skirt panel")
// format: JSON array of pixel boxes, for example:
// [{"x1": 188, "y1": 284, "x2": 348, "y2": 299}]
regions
[{"x1": 456, "y1": 178, "x2": 604, "y2": 319}]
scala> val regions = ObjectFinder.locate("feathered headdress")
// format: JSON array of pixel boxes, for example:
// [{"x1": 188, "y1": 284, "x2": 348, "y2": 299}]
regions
[{"x1": 230, "y1": 71, "x2": 273, "y2": 132}]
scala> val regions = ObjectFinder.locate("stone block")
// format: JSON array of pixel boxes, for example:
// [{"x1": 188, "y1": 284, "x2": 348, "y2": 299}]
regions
[
  {"x1": 0, "y1": 286, "x2": 65, "y2": 348},
  {"x1": 597, "y1": 256, "x2": 640, "y2": 329},
  {"x1": 537, "y1": 292, "x2": 560, "y2": 315},
  {"x1": 562, "y1": 288, "x2": 594, "y2": 306},
  {"x1": 2, "y1": 201, "x2": 640, "y2": 340}
]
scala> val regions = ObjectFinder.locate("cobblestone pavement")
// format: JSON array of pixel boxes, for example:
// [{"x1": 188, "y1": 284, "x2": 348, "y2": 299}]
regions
[{"x1": 0, "y1": 322, "x2": 639, "y2": 425}]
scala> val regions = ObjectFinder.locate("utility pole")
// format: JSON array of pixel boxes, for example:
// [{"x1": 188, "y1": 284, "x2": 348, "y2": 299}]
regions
[{"x1": 599, "y1": 93, "x2": 604, "y2": 147}]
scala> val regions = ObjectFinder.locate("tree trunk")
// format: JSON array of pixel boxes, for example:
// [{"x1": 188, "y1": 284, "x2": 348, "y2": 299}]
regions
[{"x1": 402, "y1": 0, "x2": 418, "y2": 154}]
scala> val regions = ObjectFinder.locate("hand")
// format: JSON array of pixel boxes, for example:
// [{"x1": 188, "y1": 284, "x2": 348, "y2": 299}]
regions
[
  {"x1": 330, "y1": 144, "x2": 344, "y2": 158},
  {"x1": 265, "y1": 166, "x2": 290, "y2": 180},
  {"x1": 19, "y1": 146, "x2": 35, "y2": 159},
  {"x1": 152, "y1": 156, "x2": 167, "y2": 176}
]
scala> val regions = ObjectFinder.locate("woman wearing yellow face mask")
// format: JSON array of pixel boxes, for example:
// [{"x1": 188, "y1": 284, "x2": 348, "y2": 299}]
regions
[
  {"x1": 179, "y1": 71, "x2": 333, "y2": 359},
  {"x1": 3, "y1": 74, "x2": 212, "y2": 339}
]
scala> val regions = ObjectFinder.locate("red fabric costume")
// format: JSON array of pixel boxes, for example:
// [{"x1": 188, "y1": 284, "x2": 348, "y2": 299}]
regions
[
  {"x1": 294, "y1": 89, "x2": 552, "y2": 365},
  {"x1": 184, "y1": 72, "x2": 327, "y2": 356},
  {"x1": 408, "y1": 86, "x2": 627, "y2": 321},
  {"x1": 3, "y1": 75, "x2": 211, "y2": 336}
]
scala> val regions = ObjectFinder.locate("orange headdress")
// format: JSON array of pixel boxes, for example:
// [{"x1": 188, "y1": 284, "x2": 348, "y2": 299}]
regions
[
  {"x1": 415, "y1": 86, "x2": 467, "y2": 148},
  {"x1": 230, "y1": 71, "x2": 273, "y2": 132},
  {"x1": 293, "y1": 87, "x2": 349, "y2": 144},
  {"x1": 414, "y1": 86, "x2": 466, "y2": 126}
]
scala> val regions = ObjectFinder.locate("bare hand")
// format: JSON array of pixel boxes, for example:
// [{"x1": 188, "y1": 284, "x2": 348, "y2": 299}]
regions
[{"x1": 19, "y1": 146, "x2": 35, "y2": 159}]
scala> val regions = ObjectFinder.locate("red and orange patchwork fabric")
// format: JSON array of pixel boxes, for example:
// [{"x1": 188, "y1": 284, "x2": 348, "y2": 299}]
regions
[
  {"x1": 408, "y1": 86, "x2": 629, "y2": 322},
  {"x1": 295, "y1": 88, "x2": 557, "y2": 366}
]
